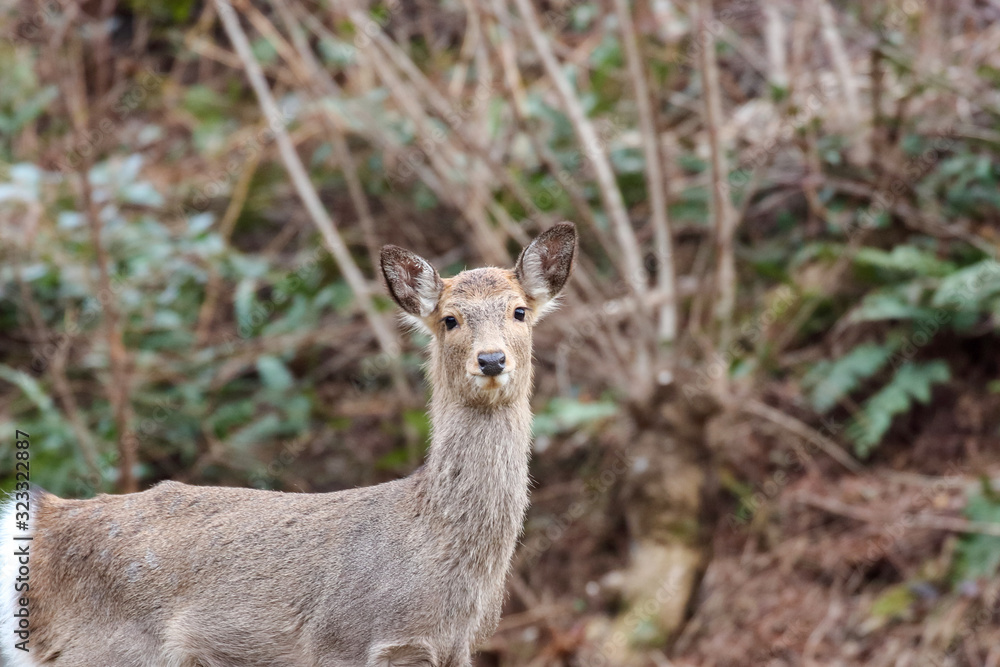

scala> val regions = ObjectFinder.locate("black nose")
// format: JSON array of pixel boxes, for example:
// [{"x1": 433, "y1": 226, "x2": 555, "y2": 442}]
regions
[{"x1": 478, "y1": 351, "x2": 506, "y2": 377}]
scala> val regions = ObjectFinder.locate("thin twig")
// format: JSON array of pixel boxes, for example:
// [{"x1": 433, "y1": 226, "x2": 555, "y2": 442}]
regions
[
  {"x1": 48, "y1": 317, "x2": 103, "y2": 485},
  {"x1": 346, "y1": 10, "x2": 508, "y2": 265},
  {"x1": 797, "y1": 492, "x2": 1000, "y2": 538},
  {"x1": 16, "y1": 267, "x2": 103, "y2": 484},
  {"x1": 740, "y1": 398, "x2": 862, "y2": 473},
  {"x1": 450, "y1": 0, "x2": 481, "y2": 99},
  {"x1": 59, "y1": 40, "x2": 137, "y2": 492},
  {"x1": 816, "y1": 0, "x2": 869, "y2": 164},
  {"x1": 195, "y1": 148, "x2": 261, "y2": 345},
  {"x1": 803, "y1": 596, "x2": 842, "y2": 666},
  {"x1": 356, "y1": 10, "x2": 550, "y2": 251},
  {"x1": 763, "y1": 0, "x2": 789, "y2": 91},
  {"x1": 482, "y1": 0, "x2": 621, "y2": 301},
  {"x1": 80, "y1": 165, "x2": 136, "y2": 493},
  {"x1": 617, "y1": 0, "x2": 678, "y2": 346},
  {"x1": 697, "y1": 0, "x2": 739, "y2": 375}
]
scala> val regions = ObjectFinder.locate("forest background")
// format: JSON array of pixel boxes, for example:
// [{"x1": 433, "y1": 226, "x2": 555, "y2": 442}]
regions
[{"x1": 2, "y1": 0, "x2": 1000, "y2": 664}]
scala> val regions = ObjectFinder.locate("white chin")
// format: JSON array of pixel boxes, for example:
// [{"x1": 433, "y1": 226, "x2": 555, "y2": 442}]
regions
[{"x1": 472, "y1": 373, "x2": 510, "y2": 389}]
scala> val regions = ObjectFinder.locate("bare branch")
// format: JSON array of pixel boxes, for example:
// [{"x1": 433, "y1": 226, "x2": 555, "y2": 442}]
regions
[
  {"x1": 510, "y1": 0, "x2": 647, "y2": 294},
  {"x1": 214, "y1": 0, "x2": 399, "y2": 359},
  {"x1": 80, "y1": 166, "x2": 136, "y2": 493},
  {"x1": 763, "y1": 0, "x2": 789, "y2": 91},
  {"x1": 195, "y1": 148, "x2": 261, "y2": 345},
  {"x1": 345, "y1": 9, "x2": 509, "y2": 265},
  {"x1": 617, "y1": 0, "x2": 678, "y2": 345},
  {"x1": 696, "y1": 0, "x2": 739, "y2": 370},
  {"x1": 816, "y1": 0, "x2": 869, "y2": 164},
  {"x1": 797, "y1": 492, "x2": 1000, "y2": 538},
  {"x1": 740, "y1": 398, "x2": 863, "y2": 473},
  {"x1": 271, "y1": 0, "x2": 382, "y2": 271}
]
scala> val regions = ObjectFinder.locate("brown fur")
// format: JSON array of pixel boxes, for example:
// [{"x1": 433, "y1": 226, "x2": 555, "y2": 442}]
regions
[{"x1": 3, "y1": 223, "x2": 577, "y2": 667}]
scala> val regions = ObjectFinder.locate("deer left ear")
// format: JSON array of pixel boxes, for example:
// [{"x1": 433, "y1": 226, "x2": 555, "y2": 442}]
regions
[
  {"x1": 381, "y1": 245, "x2": 444, "y2": 318},
  {"x1": 515, "y1": 222, "x2": 577, "y2": 315}
]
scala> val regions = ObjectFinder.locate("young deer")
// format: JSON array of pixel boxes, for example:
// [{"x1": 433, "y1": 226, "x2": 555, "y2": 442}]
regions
[{"x1": 0, "y1": 222, "x2": 577, "y2": 667}]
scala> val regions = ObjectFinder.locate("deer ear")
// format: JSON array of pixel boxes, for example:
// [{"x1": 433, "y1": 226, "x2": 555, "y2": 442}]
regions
[
  {"x1": 381, "y1": 245, "x2": 443, "y2": 317},
  {"x1": 515, "y1": 222, "x2": 577, "y2": 313}
]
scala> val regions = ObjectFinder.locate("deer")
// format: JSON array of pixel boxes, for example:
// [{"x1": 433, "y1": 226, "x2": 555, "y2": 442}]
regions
[{"x1": 0, "y1": 222, "x2": 577, "y2": 667}]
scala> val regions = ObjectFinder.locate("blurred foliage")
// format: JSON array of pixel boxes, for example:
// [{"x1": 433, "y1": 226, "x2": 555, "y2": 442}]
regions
[
  {"x1": 531, "y1": 397, "x2": 618, "y2": 438},
  {"x1": 953, "y1": 482, "x2": 1000, "y2": 583},
  {"x1": 0, "y1": 152, "x2": 353, "y2": 495},
  {"x1": 0, "y1": 3, "x2": 999, "y2": 661},
  {"x1": 0, "y1": 0, "x2": 996, "y2": 490}
]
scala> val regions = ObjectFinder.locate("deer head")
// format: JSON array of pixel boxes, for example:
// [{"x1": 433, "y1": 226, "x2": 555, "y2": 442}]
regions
[{"x1": 381, "y1": 223, "x2": 577, "y2": 407}]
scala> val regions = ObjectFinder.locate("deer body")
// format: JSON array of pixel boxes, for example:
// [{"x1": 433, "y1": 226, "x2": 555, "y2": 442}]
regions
[{"x1": 0, "y1": 223, "x2": 576, "y2": 667}]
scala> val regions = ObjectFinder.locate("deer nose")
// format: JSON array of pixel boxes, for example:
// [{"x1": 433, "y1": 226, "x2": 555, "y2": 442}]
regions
[{"x1": 477, "y1": 351, "x2": 506, "y2": 377}]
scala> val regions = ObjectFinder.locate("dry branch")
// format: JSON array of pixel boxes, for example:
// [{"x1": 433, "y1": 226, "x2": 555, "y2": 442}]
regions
[
  {"x1": 510, "y1": 0, "x2": 647, "y2": 294},
  {"x1": 48, "y1": 323, "x2": 103, "y2": 484},
  {"x1": 80, "y1": 166, "x2": 136, "y2": 493},
  {"x1": 740, "y1": 398, "x2": 862, "y2": 473},
  {"x1": 214, "y1": 0, "x2": 399, "y2": 359},
  {"x1": 696, "y1": 0, "x2": 739, "y2": 379},
  {"x1": 16, "y1": 269, "x2": 103, "y2": 483},
  {"x1": 816, "y1": 0, "x2": 869, "y2": 164},
  {"x1": 615, "y1": 0, "x2": 678, "y2": 345},
  {"x1": 349, "y1": 13, "x2": 570, "y2": 254},
  {"x1": 195, "y1": 148, "x2": 261, "y2": 345},
  {"x1": 797, "y1": 492, "x2": 1000, "y2": 538},
  {"x1": 272, "y1": 0, "x2": 382, "y2": 271},
  {"x1": 762, "y1": 0, "x2": 789, "y2": 90},
  {"x1": 345, "y1": 9, "x2": 508, "y2": 265}
]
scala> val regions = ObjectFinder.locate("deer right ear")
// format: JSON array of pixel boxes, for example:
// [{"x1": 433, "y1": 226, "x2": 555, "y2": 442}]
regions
[
  {"x1": 515, "y1": 222, "x2": 577, "y2": 316},
  {"x1": 381, "y1": 245, "x2": 444, "y2": 318}
]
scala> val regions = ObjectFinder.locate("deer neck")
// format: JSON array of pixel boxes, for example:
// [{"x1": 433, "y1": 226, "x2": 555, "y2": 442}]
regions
[{"x1": 421, "y1": 391, "x2": 533, "y2": 570}]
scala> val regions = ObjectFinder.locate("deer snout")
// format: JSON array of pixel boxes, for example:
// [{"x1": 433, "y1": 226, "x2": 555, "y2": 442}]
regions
[{"x1": 477, "y1": 351, "x2": 506, "y2": 377}]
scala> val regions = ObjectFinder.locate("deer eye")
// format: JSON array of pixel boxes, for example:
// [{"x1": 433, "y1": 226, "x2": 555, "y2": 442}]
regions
[
  {"x1": 513, "y1": 307, "x2": 526, "y2": 322},
  {"x1": 443, "y1": 316, "x2": 459, "y2": 330}
]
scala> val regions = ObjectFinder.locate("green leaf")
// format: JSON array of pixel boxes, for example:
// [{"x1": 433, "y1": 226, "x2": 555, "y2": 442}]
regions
[
  {"x1": 375, "y1": 446, "x2": 411, "y2": 471},
  {"x1": 869, "y1": 584, "x2": 916, "y2": 622},
  {"x1": 676, "y1": 154, "x2": 708, "y2": 174},
  {"x1": 208, "y1": 400, "x2": 256, "y2": 439},
  {"x1": 532, "y1": 398, "x2": 618, "y2": 437},
  {"x1": 402, "y1": 408, "x2": 431, "y2": 446},
  {"x1": 931, "y1": 260, "x2": 1000, "y2": 308},
  {"x1": 854, "y1": 245, "x2": 956, "y2": 278},
  {"x1": 9, "y1": 85, "x2": 58, "y2": 134},
  {"x1": 589, "y1": 34, "x2": 623, "y2": 70},
  {"x1": 413, "y1": 183, "x2": 438, "y2": 210},
  {"x1": 314, "y1": 281, "x2": 355, "y2": 313},
  {"x1": 848, "y1": 360, "x2": 950, "y2": 457},
  {"x1": 228, "y1": 413, "x2": 284, "y2": 450},
  {"x1": 234, "y1": 277, "x2": 258, "y2": 333},
  {"x1": 318, "y1": 37, "x2": 355, "y2": 66},
  {"x1": 803, "y1": 343, "x2": 898, "y2": 413},
  {"x1": 251, "y1": 38, "x2": 279, "y2": 66},
  {"x1": 668, "y1": 186, "x2": 709, "y2": 225},
  {"x1": 121, "y1": 181, "x2": 164, "y2": 207},
  {"x1": 609, "y1": 147, "x2": 645, "y2": 174},
  {"x1": 256, "y1": 356, "x2": 294, "y2": 392},
  {"x1": 0, "y1": 364, "x2": 56, "y2": 413},
  {"x1": 182, "y1": 85, "x2": 228, "y2": 124},
  {"x1": 953, "y1": 492, "x2": 1000, "y2": 582},
  {"x1": 849, "y1": 292, "x2": 935, "y2": 323}
]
